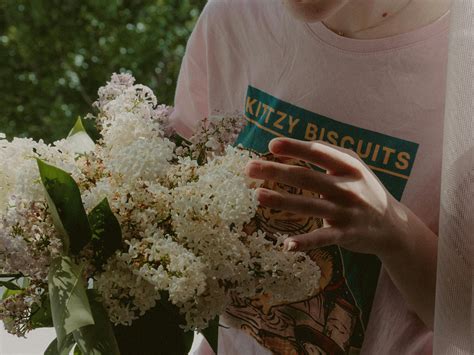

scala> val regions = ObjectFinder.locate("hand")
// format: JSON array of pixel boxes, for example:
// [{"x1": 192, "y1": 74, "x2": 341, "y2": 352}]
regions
[
  {"x1": 246, "y1": 137, "x2": 439, "y2": 327},
  {"x1": 245, "y1": 137, "x2": 410, "y2": 258}
]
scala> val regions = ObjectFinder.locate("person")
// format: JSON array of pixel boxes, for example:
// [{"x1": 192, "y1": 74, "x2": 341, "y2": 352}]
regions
[{"x1": 171, "y1": 0, "x2": 451, "y2": 353}]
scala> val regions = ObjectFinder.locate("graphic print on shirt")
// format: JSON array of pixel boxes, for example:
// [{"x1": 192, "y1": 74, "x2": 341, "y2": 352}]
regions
[{"x1": 226, "y1": 85, "x2": 419, "y2": 355}]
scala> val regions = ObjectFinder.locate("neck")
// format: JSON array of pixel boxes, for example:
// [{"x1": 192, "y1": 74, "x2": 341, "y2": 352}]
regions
[{"x1": 323, "y1": 0, "x2": 451, "y2": 39}]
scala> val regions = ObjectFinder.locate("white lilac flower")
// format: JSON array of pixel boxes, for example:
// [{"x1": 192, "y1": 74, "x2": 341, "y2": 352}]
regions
[
  {"x1": 244, "y1": 232, "x2": 321, "y2": 304},
  {"x1": 185, "y1": 113, "x2": 248, "y2": 159},
  {"x1": 152, "y1": 104, "x2": 174, "y2": 137},
  {"x1": 171, "y1": 146, "x2": 261, "y2": 232},
  {"x1": 0, "y1": 136, "x2": 82, "y2": 206},
  {"x1": 0, "y1": 284, "x2": 43, "y2": 337},
  {"x1": 1, "y1": 73, "x2": 321, "y2": 335},
  {"x1": 95, "y1": 256, "x2": 160, "y2": 326},
  {"x1": 0, "y1": 198, "x2": 62, "y2": 281},
  {"x1": 120, "y1": 234, "x2": 207, "y2": 305},
  {"x1": 100, "y1": 111, "x2": 168, "y2": 148},
  {"x1": 101, "y1": 85, "x2": 157, "y2": 122},
  {"x1": 82, "y1": 177, "x2": 172, "y2": 242},
  {"x1": 94, "y1": 73, "x2": 136, "y2": 111},
  {"x1": 164, "y1": 156, "x2": 199, "y2": 188},
  {"x1": 104, "y1": 136, "x2": 174, "y2": 181}
]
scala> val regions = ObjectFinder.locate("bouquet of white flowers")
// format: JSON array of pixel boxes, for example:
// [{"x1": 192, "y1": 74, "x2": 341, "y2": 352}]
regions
[{"x1": 0, "y1": 74, "x2": 320, "y2": 355}]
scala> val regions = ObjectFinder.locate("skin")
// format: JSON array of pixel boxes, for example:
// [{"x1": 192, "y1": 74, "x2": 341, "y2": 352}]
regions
[
  {"x1": 284, "y1": 0, "x2": 451, "y2": 39},
  {"x1": 246, "y1": 0, "x2": 452, "y2": 329}
]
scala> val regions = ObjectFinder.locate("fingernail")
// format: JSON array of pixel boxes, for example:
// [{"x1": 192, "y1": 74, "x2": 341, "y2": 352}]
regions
[
  {"x1": 269, "y1": 138, "x2": 284, "y2": 154},
  {"x1": 286, "y1": 240, "x2": 299, "y2": 251},
  {"x1": 256, "y1": 188, "x2": 268, "y2": 199},
  {"x1": 245, "y1": 161, "x2": 260, "y2": 177}
]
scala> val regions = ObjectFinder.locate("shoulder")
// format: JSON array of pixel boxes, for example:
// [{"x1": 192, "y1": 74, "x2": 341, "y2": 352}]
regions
[
  {"x1": 199, "y1": 0, "x2": 292, "y2": 51},
  {"x1": 201, "y1": 0, "x2": 288, "y2": 28},
  {"x1": 204, "y1": 0, "x2": 265, "y2": 15}
]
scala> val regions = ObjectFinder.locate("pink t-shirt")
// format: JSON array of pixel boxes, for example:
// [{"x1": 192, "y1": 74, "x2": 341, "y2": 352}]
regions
[{"x1": 172, "y1": 1, "x2": 450, "y2": 354}]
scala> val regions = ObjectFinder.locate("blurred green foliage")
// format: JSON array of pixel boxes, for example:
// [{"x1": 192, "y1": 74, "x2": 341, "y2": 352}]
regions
[{"x1": 0, "y1": 0, "x2": 206, "y2": 142}]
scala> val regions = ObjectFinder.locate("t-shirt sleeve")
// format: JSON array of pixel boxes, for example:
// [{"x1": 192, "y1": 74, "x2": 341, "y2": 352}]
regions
[{"x1": 170, "y1": 3, "x2": 212, "y2": 139}]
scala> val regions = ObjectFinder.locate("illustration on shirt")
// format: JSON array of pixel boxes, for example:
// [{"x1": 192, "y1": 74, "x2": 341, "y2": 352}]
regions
[{"x1": 225, "y1": 86, "x2": 419, "y2": 355}]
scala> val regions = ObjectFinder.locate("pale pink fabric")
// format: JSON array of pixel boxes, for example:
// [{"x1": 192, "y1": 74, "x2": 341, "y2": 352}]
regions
[{"x1": 173, "y1": 1, "x2": 450, "y2": 354}]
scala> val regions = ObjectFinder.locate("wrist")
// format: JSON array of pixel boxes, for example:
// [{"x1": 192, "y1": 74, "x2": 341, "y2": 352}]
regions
[
  {"x1": 377, "y1": 198, "x2": 413, "y2": 262},
  {"x1": 375, "y1": 199, "x2": 438, "y2": 327}
]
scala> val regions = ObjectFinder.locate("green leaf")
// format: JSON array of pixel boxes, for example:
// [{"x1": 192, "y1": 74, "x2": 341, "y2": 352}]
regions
[
  {"x1": 0, "y1": 273, "x2": 23, "y2": 279},
  {"x1": 88, "y1": 198, "x2": 122, "y2": 267},
  {"x1": 0, "y1": 280, "x2": 22, "y2": 290},
  {"x1": 201, "y1": 317, "x2": 219, "y2": 354},
  {"x1": 44, "y1": 334, "x2": 76, "y2": 355},
  {"x1": 67, "y1": 117, "x2": 87, "y2": 137},
  {"x1": 66, "y1": 117, "x2": 95, "y2": 154},
  {"x1": 37, "y1": 159, "x2": 92, "y2": 255},
  {"x1": 1, "y1": 288, "x2": 22, "y2": 300},
  {"x1": 48, "y1": 256, "x2": 94, "y2": 351},
  {"x1": 22, "y1": 277, "x2": 30, "y2": 288},
  {"x1": 30, "y1": 293, "x2": 53, "y2": 329},
  {"x1": 73, "y1": 344, "x2": 82, "y2": 355},
  {"x1": 72, "y1": 290, "x2": 120, "y2": 355}
]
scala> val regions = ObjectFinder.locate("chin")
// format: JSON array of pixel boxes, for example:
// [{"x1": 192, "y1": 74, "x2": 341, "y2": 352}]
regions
[{"x1": 284, "y1": 0, "x2": 349, "y2": 23}]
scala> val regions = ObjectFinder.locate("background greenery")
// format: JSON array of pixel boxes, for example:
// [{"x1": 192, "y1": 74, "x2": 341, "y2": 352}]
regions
[{"x1": 0, "y1": 0, "x2": 207, "y2": 142}]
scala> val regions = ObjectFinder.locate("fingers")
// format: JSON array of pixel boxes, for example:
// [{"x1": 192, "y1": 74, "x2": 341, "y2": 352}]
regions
[
  {"x1": 246, "y1": 160, "x2": 344, "y2": 197},
  {"x1": 256, "y1": 188, "x2": 343, "y2": 218},
  {"x1": 284, "y1": 227, "x2": 344, "y2": 251},
  {"x1": 268, "y1": 137, "x2": 362, "y2": 175},
  {"x1": 250, "y1": 137, "x2": 366, "y2": 253}
]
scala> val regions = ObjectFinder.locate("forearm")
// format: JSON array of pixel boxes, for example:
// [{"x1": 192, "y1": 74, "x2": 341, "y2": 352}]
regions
[{"x1": 379, "y1": 203, "x2": 438, "y2": 329}]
